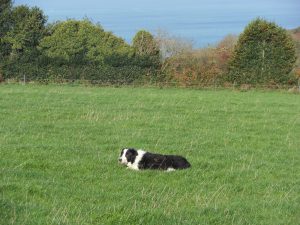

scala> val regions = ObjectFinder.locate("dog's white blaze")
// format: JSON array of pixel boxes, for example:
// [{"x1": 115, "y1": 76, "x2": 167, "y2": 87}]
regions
[
  {"x1": 120, "y1": 149, "x2": 128, "y2": 165},
  {"x1": 127, "y1": 150, "x2": 146, "y2": 171}
]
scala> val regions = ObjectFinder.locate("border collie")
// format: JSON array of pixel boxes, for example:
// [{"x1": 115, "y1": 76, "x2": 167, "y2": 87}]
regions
[{"x1": 118, "y1": 148, "x2": 191, "y2": 171}]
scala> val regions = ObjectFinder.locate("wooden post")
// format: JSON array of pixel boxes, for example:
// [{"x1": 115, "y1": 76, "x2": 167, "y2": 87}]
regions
[{"x1": 261, "y1": 40, "x2": 265, "y2": 77}]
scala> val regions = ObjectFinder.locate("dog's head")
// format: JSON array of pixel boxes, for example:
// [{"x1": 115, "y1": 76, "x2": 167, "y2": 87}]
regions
[{"x1": 119, "y1": 148, "x2": 138, "y2": 165}]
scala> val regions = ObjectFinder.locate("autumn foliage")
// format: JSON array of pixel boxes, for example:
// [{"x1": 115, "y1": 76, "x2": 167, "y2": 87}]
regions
[{"x1": 162, "y1": 35, "x2": 237, "y2": 86}]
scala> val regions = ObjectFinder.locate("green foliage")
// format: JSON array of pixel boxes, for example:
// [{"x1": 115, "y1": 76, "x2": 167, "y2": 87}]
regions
[
  {"x1": 3, "y1": 5, "x2": 47, "y2": 61},
  {"x1": 39, "y1": 20, "x2": 88, "y2": 64},
  {"x1": 35, "y1": 20, "x2": 161, "y2": 82},
  {"x1": 228, "y1": 18, "x2": 296, "y2": 84},
  {"x1": 0, "y1": 4, "x2": 47, "y2": 80},
  {"x1": 0, "y1": 0, "x2": 12, "y2": 37},
  {"x1": 1, "y1": 17, "x2": 158, "y2": 83},
  {"x1": 2, "y1": 62, "x2": 157, "y2": 84},
  {"x1": 0, "y1": 0, "x2": 12, "y2": 59},
  {"x1": 39, "y1": 20, "x2": 133, "y2": 66},
  {"x1": 133, "y1": 30, "x2": 159, "y2": 56},
  {"x1": 132, "y1": 30, "x2": 160, "y2": 68}
]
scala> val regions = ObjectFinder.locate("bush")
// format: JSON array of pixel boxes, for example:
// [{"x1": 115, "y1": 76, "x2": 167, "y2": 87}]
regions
[
  {"x1": 1, "y1": 60, "x2": 160, "y2": 85},
  {"x1": 161, "y1": 34, "x2": 237, "y2": 87},
  {"x1": 132, "y1": 30, "x2": 160, "y2": 68},
  {"x1": 39, "y1": 20, "x2": 133, "y2": 66},
  {"x1": 163, "y1": 48, "x2": 220, "y2": 86},
  {"x1": 228, "y1": 18, "x2": 296, "y2": 85}
]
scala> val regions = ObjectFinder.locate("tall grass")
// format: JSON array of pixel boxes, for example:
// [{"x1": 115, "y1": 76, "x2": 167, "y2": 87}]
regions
[{"x1": 0, "y1": 84, "x2": 299, "y2": 224}]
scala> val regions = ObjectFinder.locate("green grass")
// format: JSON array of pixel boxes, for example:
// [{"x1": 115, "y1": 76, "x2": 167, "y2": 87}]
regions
[{"x1": 0, "y1": 84, "x2": 299, "y2": 225}]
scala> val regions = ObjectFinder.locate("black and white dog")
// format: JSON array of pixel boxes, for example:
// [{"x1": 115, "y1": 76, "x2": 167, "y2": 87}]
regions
[{"x1": 118, "y1": 148, "x2": 191, "y2": 171}]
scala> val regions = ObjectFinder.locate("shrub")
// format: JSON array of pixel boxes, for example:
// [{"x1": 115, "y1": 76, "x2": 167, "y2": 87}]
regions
[
  {"x1": 228, "y1": 18, "x2": 296, "y2": 85},
  {"x1": 215, "y1": 34, "x2": 238, "y2": 72},
  {"x1": 39, "y1": 20, "x2": 133, "y2": 66},
  {"x1": 161, "y1": 34, "x2": 237, "y2": 87},
  {"x1": 132, "y1": 30, "x2": 160, "y2": 68},
  {"x1": 163, "y1": 47, "x2": 223, "y2": 87}
]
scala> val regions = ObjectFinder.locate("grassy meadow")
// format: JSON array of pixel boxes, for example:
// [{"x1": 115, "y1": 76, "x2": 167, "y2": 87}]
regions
[{"x1": 0, "y1": 84, "x2": 299, "y2": 225}]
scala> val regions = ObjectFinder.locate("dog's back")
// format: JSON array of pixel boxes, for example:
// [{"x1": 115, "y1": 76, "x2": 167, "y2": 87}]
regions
[
  {"x1": 166, "y1": 155, "x2": 191, "y2": 169},
  {"x1": 139, "y1": 152, "x2": 191, "y2": 170}
]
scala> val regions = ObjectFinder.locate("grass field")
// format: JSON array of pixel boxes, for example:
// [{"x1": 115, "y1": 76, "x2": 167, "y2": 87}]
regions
[{"x1": 0, "y1": 84, "x2": 299, "y2": 225}]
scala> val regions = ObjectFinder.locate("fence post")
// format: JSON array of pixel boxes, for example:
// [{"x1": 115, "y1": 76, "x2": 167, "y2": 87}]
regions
[{"x1": 23, "y1": 74, "x2": 26, "y2": 85}]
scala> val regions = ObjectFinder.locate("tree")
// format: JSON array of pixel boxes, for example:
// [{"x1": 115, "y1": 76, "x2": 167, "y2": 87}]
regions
[
  {"x1": 155, "y1": 29, "x2": 193, "y2": 59},
  {"x1": 215, "y1": 34, "x2": 238, "y2": 72},
  {"x1": 228, "y1": 18, "x2": 296, "y2": 84},
  {"x1": 0, "y1": 0, "x2": 12, "y2": 58},
  {"x1": 39, "y1": 20, "x2": 132, "y2": 65},
  {"x1": 0, "y1": 0, "x2": 12, "y2": 36},
  {"x1": 132, "y1": 30, "x2": 160, "y2": 68},
  {"x1": 289, "y1": 27, "x2": 300, "y2": 79},
  {"x1": 3, "y1": 5, "x2": 47, "y2": 60}
]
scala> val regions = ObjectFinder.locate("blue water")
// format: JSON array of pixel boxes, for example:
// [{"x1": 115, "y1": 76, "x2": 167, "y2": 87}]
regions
[{"x1": 15, "y1": 0, "x2": 300, "y2": 47}]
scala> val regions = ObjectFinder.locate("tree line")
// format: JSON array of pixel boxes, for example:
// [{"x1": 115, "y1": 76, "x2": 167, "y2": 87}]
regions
[{"x1": 0, "y1": 0, "x2": 298, "y2": 87}]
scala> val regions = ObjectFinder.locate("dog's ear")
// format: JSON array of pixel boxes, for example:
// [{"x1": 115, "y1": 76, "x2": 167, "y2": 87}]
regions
[
  {"x1": 126, "y1": 149, "x2": 138, "y2": 163},
  {"x1": 120, "y1": 148, "x2": 125, "y2": 157}
]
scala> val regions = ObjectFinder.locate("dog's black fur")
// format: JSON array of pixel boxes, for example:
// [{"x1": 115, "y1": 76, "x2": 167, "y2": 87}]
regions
[
  {"x1": 139, "y1": 152, "x2": 191, "y2": 170},
  {"x1": 123, "y1": 148, "x2": 138, "y2": 164}
]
